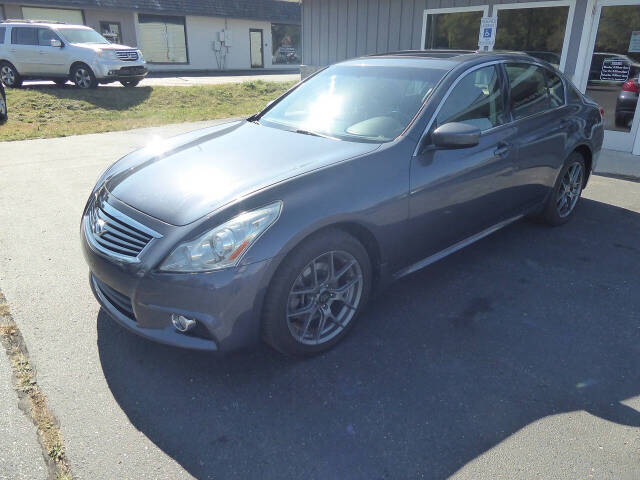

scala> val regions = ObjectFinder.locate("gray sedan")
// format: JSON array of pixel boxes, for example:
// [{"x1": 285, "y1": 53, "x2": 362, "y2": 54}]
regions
[{"x1": 82, "y1": 52, "x2": 604, "y2": 356}]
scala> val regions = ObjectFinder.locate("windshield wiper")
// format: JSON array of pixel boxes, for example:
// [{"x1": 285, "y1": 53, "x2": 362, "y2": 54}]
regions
[{"x1": 295, "y1": 129, "x2": 338, "y2": 140}]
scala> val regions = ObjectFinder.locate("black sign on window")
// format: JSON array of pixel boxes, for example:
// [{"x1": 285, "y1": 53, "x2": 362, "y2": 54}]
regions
[{"x1": 600, "y1": 57, "x2": 630, "y2": 82}]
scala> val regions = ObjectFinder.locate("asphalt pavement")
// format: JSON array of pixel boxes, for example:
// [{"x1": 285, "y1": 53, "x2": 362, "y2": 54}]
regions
[{"x1": 0, "y1": 122, "x2": 639, "y2": 479}]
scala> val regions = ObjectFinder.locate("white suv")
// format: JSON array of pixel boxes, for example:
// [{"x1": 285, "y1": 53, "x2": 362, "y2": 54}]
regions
[{"x1": 0, "y1": 20, "x2": 147, "y2": 89}]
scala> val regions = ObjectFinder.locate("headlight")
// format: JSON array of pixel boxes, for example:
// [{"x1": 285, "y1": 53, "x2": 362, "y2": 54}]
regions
[
  {"x1": 137, "y1": 50, "x2": 144, "y2": 61},
  {"x1": 98, "y1": 49, "x2": 118, "y2": 60},
  {"x1": 159, "y1": 202, "x2": 282, "y2": 273}
]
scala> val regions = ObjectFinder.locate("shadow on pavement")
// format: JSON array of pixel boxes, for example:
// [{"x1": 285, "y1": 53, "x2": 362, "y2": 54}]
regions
[
  {"x1": 97, "y1": 198, "x2": 640, "y2": 479},
  {"x1": 22, "y1": 85, "x2": 152, "y2": 110}
]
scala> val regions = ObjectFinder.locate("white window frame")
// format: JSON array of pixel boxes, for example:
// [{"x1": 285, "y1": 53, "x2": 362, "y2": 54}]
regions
[
  {"x1": 421, "y1": 6, "x2": 490, "y2": 51},
  {"x1": 575, "y1": 0, "x2": 640, "y2": 154},
  {"x1": 491, "y1": 0, "x2": 576, "y2": 72}
]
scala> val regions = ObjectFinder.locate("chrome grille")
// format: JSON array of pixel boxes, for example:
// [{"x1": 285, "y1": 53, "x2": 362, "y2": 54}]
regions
[
  {"x1": 116, "y1": 50, "x2": 139, "y2": 61},
  {"x1": 93, "y1": 276, "x2": 135, "y2": 321},
  {"x1": 85, "y1": 199, "x2": 160, "y2": 261}
]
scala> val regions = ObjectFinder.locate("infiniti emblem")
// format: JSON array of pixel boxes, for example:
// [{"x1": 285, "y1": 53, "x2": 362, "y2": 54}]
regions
[{"x1": 93, "y1": 217, "x2": 107, "y2": 236}]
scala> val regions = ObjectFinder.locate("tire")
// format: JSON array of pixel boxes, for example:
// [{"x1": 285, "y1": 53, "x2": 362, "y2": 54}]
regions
[
  {"x1": 538, "y1": 152, "x2": 586, "y2": 226},
  {"x1": 54, "y1": 79, "x2": 68, "y2": 87},
  {"x1": 120, "y1": 80, "x2": 140, "y2": 88},
  {"x1": 71, "y1": 64, "x2": 98, "y2": 89},
  {"x1": 0, "y1": 91, "x2": 7, "y2": 125},
  {"x1": 262, "y1": 229, "x2": 372, "y2": 356},
  {"x1": 0, "y1": 63, "x2": 22, "y2": 88},
  {"x1": 615, "y1": 112, "x2": 629, "y2": 128}
]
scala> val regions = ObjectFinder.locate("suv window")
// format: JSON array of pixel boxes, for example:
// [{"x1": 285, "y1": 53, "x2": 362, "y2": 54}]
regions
[
  {"x1": 545, "y1": 70, "x2": 565, "y2": 108},
  {"x1": 11, "y1": 27, "x2": 38, "y2": 46},
  {"x1": 38, "y1": 28, "x2": 60, "y2": 47},
  {"x1": 506, "y1": 64, "x2": 551, "y2": 119},
  {"x1": 436, "y1": 65, "x2": 506, "y2": 131},
  {"x1": 0, "y1": 27, "x2": 6, "y2": 44}
]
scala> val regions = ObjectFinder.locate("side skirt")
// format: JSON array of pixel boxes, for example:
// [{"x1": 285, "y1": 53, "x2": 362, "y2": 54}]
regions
[{"x1": 393, "y1": 214, "x2": 524, "y2": 280}]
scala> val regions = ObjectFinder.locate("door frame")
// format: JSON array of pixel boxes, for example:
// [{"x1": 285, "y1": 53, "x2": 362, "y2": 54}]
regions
[
  {"x1": 421, "y1": 6, "x2": 490, "y2": 51},
  {"x1": 575, "y1": 0, "x2": 640, "y2": 153},
  {"x1": 490, "y1": 0, "x2": 576, "y2": 72},
  {"x1": 249, "y1": 28, "x2": 264, "y2": 68}
]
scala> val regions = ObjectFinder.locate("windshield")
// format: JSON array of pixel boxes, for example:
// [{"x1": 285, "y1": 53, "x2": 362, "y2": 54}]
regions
[
  {"x1": 58, "y1": 28, "x2": 109, "y2": 45},
  {"x1": 260, "y1": 64, "x2": 448, "y2": 142}
]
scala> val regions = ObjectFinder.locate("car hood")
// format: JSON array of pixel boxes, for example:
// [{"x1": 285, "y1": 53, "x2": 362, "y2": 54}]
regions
[{"x1": 104, "y1": 121, "x2": 380, "y2": 226}]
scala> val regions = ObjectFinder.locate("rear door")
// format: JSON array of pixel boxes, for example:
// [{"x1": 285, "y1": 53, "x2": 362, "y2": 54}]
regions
[
  {"x1": 504, "y1": 63, "x2": 570, "y2": 209},
  {"x1": 9, "y1": 27, "x2": 39, "y2": 75},
  {"x1": 408, "y1": 63, "x2": 519, "y2": 262}
]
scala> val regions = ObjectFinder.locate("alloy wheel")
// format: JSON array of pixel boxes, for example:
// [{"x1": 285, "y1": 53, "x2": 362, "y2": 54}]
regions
[
  {"x1": 1, "y1": 65, "x2": 15, "y2": 87},
  {"x1": 556, "y1": 162, "x2": 584, "y2": 218},
  {"x1": 0, "y1": 95, "x2": 6, "y2": 117},
  {"x1": 74, "y1": 68, "x2": 92, "y2": 89},
  {"x1": 286, "y1": 250, "x2": 363, "y2": 345}
]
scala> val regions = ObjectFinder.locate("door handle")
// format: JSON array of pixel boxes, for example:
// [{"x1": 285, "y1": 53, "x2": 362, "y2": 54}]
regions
[{"x1": 494, "y1": 141, "x2": 511, "y2": 158}]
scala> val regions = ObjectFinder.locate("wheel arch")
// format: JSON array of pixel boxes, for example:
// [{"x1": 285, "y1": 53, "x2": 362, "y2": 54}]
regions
[
  {"x1": 69, "y1": 61, "x2": 93, "y2": 76},
  {"x1": 573, "y1": 144, "x2": 593, "y2": 186}
]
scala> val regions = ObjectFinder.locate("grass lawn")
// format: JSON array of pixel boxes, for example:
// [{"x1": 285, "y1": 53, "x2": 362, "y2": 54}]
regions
[{"x1": 0, "y1": 80, "x2": 295, "y2": 142}]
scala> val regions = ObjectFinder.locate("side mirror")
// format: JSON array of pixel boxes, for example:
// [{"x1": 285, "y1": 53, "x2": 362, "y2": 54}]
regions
[
  {"x1": 51, "y1": 39, "x2": 63, "y2": 48},
  {"x1": 431, "y1": 122, "x2": 481, "y2": 149}
]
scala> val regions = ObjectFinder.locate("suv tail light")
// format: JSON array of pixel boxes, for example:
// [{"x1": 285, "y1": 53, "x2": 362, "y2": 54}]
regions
[{"x1": 621, "y1": 79, "x2": 640, "y2": 93}]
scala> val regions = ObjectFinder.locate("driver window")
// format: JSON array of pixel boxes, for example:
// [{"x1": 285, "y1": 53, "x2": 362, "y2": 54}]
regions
[
  {"x1": 436, "y1": 65, "x2": 506, "y2": 131},
  {"x1": 38, "y1": 28, "x2": 60, "y2": 47}
]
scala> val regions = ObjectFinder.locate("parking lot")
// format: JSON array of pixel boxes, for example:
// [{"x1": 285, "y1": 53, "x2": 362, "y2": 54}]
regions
[{"x1": 0, "y1": 123, "x2": 639, "y2": 479}]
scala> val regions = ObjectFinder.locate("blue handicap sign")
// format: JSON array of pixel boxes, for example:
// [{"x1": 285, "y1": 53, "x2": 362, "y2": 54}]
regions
[{"x1": 483, "y1": 27, "x2": 492, "y2": 38}]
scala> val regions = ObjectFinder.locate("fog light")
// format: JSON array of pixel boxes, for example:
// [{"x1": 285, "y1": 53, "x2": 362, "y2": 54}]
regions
[{"x1": 171, "y1": 314, "x2": 196, "y2": 333}]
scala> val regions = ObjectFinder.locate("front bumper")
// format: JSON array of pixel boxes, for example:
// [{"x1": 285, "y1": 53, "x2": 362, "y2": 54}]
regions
[
  {"x1": 82, "y1": 209, "x2": 276, "y2": 353},
  {"x1": 93, "y1": 60, "x2": 148, "y2": 81}
]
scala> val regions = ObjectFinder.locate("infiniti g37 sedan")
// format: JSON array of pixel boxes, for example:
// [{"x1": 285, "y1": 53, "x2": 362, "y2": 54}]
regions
[{"x1": 82, "y1": 51, "x2": 603, "y2": 356}]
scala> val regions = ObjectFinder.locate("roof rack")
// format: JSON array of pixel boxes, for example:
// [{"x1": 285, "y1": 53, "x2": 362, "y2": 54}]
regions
[{"x1": 1, "y1": 19, "x2": 67, "y2": 24}]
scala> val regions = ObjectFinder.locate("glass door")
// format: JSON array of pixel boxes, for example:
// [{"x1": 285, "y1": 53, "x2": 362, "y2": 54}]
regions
[
  {"x1": 584, "y1": 1, "x2": 640, "y2": 152},
  {"x1": 250, "y1": 29, "x2": 264, "y2": 68}
]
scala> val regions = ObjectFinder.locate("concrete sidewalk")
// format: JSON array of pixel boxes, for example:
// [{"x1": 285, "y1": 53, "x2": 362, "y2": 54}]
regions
[{"x1": 595, "y1": 149, "x2": 640, "y2": 180}]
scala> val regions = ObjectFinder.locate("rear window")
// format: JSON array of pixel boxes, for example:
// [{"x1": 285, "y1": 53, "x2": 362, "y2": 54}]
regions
[
  {"x1": 0, "y1": 27, "x2": 6, "y2": 44},
  {"x1": 11, "y1": 27, "x2": 38, "y2": 46},
  {"x1": 506, "y1": 64, "x2": 551, "y2": 119}
]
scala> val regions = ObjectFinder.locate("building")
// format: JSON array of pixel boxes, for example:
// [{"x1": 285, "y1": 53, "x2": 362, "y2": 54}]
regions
[
  {"x1": 0, "y1": 0, "x2": 301, "y2": 71},
  {"x1": 301, "y1": 0, "x2": 640, "y2": 156}
]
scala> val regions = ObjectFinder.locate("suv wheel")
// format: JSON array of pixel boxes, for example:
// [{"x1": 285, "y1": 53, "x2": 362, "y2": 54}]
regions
[
  {"x1": 0, "y1": 91, "x2": 7, "y2": 125},
  {"x1": 120, "y1": 80, "x2": 140, "y2": 88},
  {"x1": 72, "y1": 65, "x2": 98, "y2": 89},
  {"x1": 0, "y1": 63, "x2": 22, "y2": 88},
  {"x1": 262, "y1": 229, "x2": 372, "y2": 356}
]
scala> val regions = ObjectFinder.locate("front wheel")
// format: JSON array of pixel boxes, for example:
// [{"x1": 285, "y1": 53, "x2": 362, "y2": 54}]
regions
[
  {"x1": 120, "y1": 80, "x2": 140, "y2": 88},
  {"x1": 0, "y1": 91, "x2": 7, "y2": 125},
  {"x1": 539, "y1": 152, "x2": 586, "y2": 226},
  {"x1": 0, "y1": 63, "x2": 22, "y2": 88},
  {"x1": 262, "y1": 229, "x2": 372, "y2": 356},
  {"x1": 72, "y1": 65, "x2": 98, "y2": 89}
]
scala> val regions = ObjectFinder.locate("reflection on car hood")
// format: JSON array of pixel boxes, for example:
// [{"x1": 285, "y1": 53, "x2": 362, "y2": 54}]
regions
[{"x1": 104, "y1": 121, "x2": 380, "y2": 226}]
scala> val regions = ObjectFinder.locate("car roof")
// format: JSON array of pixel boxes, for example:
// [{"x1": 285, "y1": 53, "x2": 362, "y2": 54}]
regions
[
  {"x1": 0, "y1": 20, "x2": 89, "y2": 29},
  {"x1": 336, "y1": 50, "x2": 553, "y2": 73}
]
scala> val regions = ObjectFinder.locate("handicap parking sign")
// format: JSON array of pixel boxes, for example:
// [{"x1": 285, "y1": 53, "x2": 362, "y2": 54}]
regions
[{"x1": 478, "y1": 16, "x2": 497, "y2": 49}]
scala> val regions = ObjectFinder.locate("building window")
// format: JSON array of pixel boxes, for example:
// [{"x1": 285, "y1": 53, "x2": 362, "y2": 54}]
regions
[
  {"x1": 271, "y1": 24, "x2": 301, "y2": 65},
  {"x1": 21, "y1": 7, "x2": 84, "y2": 25},
  {"x1": 0, "y1": 5, "x2": 5, "y2": 21},
  {"x1": 138, "y1": 14, "x2": 188, "y2": 64},
  {"x1": 100, "y1": 21, "x2": 122, "y2": 44},
  {"x1": 494, "y1": 5, "x2": 571, "y2": 68},
  {"x1": 423, "y1": 8, "x2": 487, "y2": 50}
]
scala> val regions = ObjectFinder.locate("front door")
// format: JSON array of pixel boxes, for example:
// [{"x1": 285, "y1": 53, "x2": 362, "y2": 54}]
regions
[
  {"x1": 250, "y1": 29, "x2": 264, "y2": 68},
  {"x1": 583, "y1": 1, "x2": 640, "y2": 152},
  {"x1": 35, "y1": 28, "x2": 67, "y2": 76},
  {"x1": 408, "y1": 64, "x2": 518, "y2": 262}
]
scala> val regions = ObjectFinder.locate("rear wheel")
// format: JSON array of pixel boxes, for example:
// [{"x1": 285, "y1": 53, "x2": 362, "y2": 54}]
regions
[
  {"x1": 539, "y1": 152, "x2": 586, "y2": 226},
  {"x1": 0, "y1": 63, "x2": 22, "y2": 88},
  {"x1": 262, "y1": 229, "x2": 372, "y2": 356},
  {"x1": 72, "y1": 64, "x2": 98, "y2": 89},
  {"x1": 120, "y1": 80, "x2": 140, "y2": 88}
]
